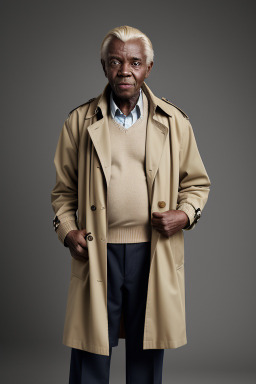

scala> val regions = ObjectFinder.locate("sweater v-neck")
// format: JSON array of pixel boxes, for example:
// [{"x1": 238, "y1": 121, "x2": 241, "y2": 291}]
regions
[{"x1": 109, "y1": 91, "x2": 148, "y2": 134}]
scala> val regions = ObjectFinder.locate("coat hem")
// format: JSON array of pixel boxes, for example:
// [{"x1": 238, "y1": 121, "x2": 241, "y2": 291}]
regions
[
  {"x1": 63, "y1": 337, "x2": 187, "y2": 356},
  {"x1": 143, "y1": 337, "x2": 187, "y2": 350},
  {"x1": 63, "y1": 338, "x2": 110, "y2": 356}
]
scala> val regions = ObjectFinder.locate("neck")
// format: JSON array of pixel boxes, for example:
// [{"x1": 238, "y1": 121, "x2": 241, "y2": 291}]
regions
[{"x1": 112, "y1": 91, "x2": 140, "y2": 116}]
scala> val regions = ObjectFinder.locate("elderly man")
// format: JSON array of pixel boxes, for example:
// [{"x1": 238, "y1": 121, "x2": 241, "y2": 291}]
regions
[{"x1": 51, "y1": 26, "x2": 210, "y2": 383}]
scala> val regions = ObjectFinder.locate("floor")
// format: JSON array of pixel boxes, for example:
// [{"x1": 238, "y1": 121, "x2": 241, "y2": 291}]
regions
[{"x1": 1, "y1": 341, "x2": 255, "y2": 383}]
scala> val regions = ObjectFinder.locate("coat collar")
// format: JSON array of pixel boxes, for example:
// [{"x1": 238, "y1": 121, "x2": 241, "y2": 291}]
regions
[
  {"x1": 86, "y1": 82, "x2": 173, "y2": 120},
  {"x1": 86, "y1": 82, "x2": 171, "y2": 207}
]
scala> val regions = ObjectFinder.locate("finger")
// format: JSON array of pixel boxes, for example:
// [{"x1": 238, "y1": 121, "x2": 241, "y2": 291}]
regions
[
  {"x1": 151, "y1": 217, "x2": 163, "y2": 226},
  {"x1": 78, "y1": 250, "x2": 89, "y2": 260},
  {"x1": 73, "y1": 246, "x2": 89, "y2": 260},
  {"x1": 69, "y1": 247, "x2": 88, "y2": 260},
  {"x1": 69, "y1": 242, "x2": 85, "y2": 256},
  {"x1": 158, "y1": 229, "x2": 169, "y2": 237},
  {"x1": 76, "y1": 243, "x2": 88, "y2": 254},
  {"x1": 152, "y1": 211, "x2": 164, "y2": 217},
  {"x1": 78, "y1": 235, "x2": 88, "y2": 249}
]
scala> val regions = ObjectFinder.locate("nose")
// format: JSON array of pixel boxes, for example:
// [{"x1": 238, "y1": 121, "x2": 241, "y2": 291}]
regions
[{"x1": 118, "y1": 62, "x2": 131, "y2": 77}]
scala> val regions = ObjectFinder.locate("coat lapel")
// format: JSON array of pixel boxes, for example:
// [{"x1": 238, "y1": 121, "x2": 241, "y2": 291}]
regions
[
  {"x1": 87, "y1": 85, "x2": 112, "y2": 187},
  {"x1": 87, "y1": 117, "x2": 112, "y2": 187},
  {"x1": 86, "y1": 82, "x2": 172, "y2": 202},
  {"x1": 141, "y1": 83, "x2": 170, "y2": 205}
]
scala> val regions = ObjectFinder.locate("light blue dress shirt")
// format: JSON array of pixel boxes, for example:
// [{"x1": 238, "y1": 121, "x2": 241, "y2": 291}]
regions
[{"x1": 110, "y1": 88, "x2": 143, "y2": 129}]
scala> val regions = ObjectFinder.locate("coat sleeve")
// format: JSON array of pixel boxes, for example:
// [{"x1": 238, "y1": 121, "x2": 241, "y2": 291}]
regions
[
  {"x1": 176, "y1": 119, "x2": 211, "y2": 230},
  {"x1": 51, "y1": 117, "x2": 79, "y2": 246}
]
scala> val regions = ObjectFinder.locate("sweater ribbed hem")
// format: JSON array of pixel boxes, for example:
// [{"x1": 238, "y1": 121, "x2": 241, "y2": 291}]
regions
[{"x1": 107, "y1": 224, "x2": 152, "y2": 243}]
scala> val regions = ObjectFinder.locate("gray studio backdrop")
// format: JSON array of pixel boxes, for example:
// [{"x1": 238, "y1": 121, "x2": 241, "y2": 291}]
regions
[{"x1": 1, "y1": 0, "x2": 255, "y2": 383}]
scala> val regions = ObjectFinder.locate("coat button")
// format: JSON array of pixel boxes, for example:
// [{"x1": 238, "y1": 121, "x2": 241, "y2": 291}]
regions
[
  {"x1": 85, "y1": 232, "x2": 93, "y2": 241},
  {"x1": 91, "y1": 205, "x2": 96, "y2": 211},
  {"x1": 158, "y1": 201, "x2": 166, "y2": 208}
]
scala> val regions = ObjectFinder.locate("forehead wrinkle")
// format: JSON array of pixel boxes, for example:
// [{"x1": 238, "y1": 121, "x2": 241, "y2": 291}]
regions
[
  {"x1": 107, "y1": 39, "x2": 146, "y2": 61},
  {"x1": 107, "y1": 53, "x2": 143, "y2": 61},
  {"x1": 122, "y1": 44, "x2": 144, "y2": 57}
]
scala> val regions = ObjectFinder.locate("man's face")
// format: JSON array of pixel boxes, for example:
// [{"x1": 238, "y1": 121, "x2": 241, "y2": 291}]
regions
[{"x1": 101, "y1": 37, "x2": 153, "y2": 101}]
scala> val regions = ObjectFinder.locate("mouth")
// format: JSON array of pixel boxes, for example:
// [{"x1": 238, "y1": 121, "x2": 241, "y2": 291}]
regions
[{"x1": 116, "y1": 83, "x2": 134, "y2": 89}]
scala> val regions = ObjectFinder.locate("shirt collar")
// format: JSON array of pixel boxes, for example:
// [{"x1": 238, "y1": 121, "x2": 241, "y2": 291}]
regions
[{"x1": 110, "y1": 88, "x2": 143, "y2": 119}]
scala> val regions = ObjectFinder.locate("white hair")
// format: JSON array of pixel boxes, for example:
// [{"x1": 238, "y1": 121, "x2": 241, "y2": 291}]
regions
[{"x1": 101, "y1": 25, "x2": 154, "y2": 65}]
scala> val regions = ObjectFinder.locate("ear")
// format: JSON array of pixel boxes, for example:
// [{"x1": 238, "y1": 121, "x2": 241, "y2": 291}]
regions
[
  {"x1": 101, "y1": 59, "x2": 107, "y2": 78},
  {"x1": 145, "y1": 61, "x2": 154, "y2": 79}
]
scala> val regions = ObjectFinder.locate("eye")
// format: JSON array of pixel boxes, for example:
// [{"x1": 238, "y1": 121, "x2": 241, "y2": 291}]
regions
[
  {"x1": 133, "y1": 61, "x2": 141, "y2": 66},
  {"x1": 110, "y1": 60, "x2": 120, "y2": 65}
]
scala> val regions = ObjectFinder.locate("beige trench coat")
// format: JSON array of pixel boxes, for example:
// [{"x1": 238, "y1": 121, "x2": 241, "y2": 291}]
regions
[{"x1": 51, "y1": 82, "x2": 210, "y2": 356}]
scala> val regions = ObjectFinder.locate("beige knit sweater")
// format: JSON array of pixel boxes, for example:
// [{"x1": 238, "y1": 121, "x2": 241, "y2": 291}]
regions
[{"x1": 107, "y1": 91, "x2": 152, "y2": 243}]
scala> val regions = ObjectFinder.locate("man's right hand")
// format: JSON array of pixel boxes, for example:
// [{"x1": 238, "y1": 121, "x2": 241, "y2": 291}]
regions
[{"x1": 64, "y1": 228, "x2": 89, "y2": 261}]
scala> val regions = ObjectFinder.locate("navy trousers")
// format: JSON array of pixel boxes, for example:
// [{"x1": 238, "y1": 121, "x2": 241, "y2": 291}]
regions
[{"x1": 69, "y1": 242, "x2": 164, "y2": 383}]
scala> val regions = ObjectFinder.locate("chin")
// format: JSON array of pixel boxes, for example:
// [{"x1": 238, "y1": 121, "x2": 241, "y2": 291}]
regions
[
  {"x1": 117, "y1": 89, "x2": 138, "y2": 98},
  {"x1": 115, "y1": 91, "x2": 133, "y2": 99}
]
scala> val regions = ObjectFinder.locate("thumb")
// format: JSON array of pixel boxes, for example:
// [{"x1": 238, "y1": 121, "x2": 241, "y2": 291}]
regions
[
  {"x1": 81, "y1": 228, "x2": 88, "y2": 236},
  {"x1": 152, "y1": 211, "x2": 162, "y2": 217},
  {"x1": 79, "y1": 228, "x2": 89, "y2": 248}
]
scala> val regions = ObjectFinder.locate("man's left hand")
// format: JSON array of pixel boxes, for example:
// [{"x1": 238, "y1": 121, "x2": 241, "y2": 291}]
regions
[{"x1": 151, "y1": 210, "x2": 189, "y2": 238}]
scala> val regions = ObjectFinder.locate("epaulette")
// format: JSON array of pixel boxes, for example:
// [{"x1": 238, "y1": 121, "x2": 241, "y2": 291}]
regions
[
  {"x1": 162, "y1": 97, "x2": 189, "y2": 119},
  {"x1": 68, "y1": 98, "x2": 96, "y2": 117}
]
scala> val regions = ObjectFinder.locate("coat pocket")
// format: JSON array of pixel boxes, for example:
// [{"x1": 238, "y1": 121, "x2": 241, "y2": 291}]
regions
[{"x1": 71, "y1": 255, "x2": 89, "y2": 280}]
